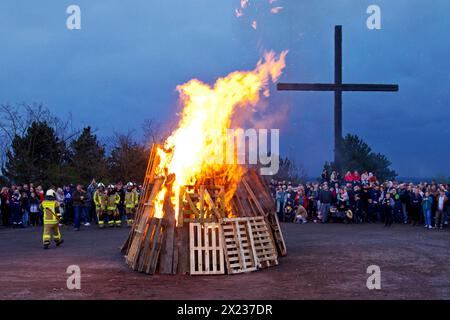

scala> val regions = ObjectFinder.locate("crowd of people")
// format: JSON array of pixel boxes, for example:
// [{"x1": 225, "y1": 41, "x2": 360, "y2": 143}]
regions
[
  {"x1": 270, "y1": 169, "x2": 449, "y2": 230},
  {"x1": 0, "y1": 180, "x2": 142, "y2": 230}
]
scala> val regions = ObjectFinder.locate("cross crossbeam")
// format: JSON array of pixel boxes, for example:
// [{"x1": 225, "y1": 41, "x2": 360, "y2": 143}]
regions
[{"x1": 277, "y1": 25, "x2": 399, "y2": 171}]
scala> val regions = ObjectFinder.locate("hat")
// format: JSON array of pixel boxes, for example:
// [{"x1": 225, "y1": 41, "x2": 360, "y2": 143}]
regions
[{"x1": 346, "y1": 210, "x2": 353, "y2": 219}]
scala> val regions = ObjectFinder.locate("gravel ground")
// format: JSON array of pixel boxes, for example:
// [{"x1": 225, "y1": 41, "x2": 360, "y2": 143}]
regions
[{"x1": 0, "y1": 222, "x2": 449, "y2": 300}]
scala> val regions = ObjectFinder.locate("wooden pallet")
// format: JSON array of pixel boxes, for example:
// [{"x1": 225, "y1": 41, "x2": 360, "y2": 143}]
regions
[
  {"x1": 137, "y1": 217, "x2": 164, "y2": 274},
  {"x1": 121, "y1": 144, "x2": 160, "y2": 253},
  {"x1": 179, "y1": 185, "x2": 225, "y2": 226},
  {"x1": 267, "y1": 213, "x2": 287, "y2": 256},
  {"x1": 247, "y1": 217, "x2": 278, "y2": 268},
  {"x1": 189, "y1": 223, "x2": 225, "y2": 275},
  {"x1": 220, "y1": 218, "x2": 257, "y2": 274},
  {"x1": 125, "y1": 177, "x2": 163, "y2": 270}
]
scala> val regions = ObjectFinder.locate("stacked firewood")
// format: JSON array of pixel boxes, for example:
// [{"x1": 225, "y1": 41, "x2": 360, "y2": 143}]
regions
[{"x1": 121, "y1": 144, "x2": 286, "y2": 275}]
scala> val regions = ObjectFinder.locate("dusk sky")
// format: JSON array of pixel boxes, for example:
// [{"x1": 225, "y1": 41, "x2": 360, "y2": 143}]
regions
[{"x1": 0, "y1": 0, "x2": 449, "y2": 178}]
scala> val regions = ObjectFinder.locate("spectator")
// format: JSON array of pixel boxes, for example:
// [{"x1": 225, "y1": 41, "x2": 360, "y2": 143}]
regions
[
  {"x1": 319, "y1": 185, "x2": 333, "y2": 223},
  {"x1": 422, "y1": 191, "x2": 433, "y2": 229},
  {"x1": 21, "y1": 191, "x2": 30, "y2": 227},
  {"x1": 410, "y1": 188, "x2": 423, "y2": 226},
  {"x1": 29, "y1": 192, "x2": 41, "y2": 227},
  {"x1": 72, "y1": 184, "x2": 88, "y2": 231},
  {"x1": 344, "y1": 171, "x2": 353, "y2": 183},
  {"x1": 382, "y1": 192, "x2": 395, "y2": 227},
  {"x1": 1, "y1": 187, "x2": 10, "y2": 226},
  {"x1": 10, "y1": 190, "x2": 22, "y2": 227},
  {"x1": 435, "y1": 189, "x2": 448, "y2": 230}
]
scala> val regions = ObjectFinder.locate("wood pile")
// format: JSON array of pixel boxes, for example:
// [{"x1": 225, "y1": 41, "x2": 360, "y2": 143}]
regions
[{"x1": 122, "y1": 144, "x2": 287, "y2": 275}]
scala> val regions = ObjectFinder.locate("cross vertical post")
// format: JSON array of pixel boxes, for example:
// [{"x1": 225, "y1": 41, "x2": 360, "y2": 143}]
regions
[
  {"x1": 276, "y1": 25, "x2": 398, "y2": 175},
  {"x1": 334, "y1": 25, "x2": 343, "y2": 171}
]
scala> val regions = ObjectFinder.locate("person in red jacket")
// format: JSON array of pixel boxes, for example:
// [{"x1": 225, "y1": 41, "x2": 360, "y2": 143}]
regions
[
  {"x1": 352, "y1": 171, "x2": 361, "y2": 183},
  {"x1": 369, "y1": 172, "x2": 377, "y2": 183},
  {"x1": 344, "y1": 171, "x2": 353, "y2": 183}
]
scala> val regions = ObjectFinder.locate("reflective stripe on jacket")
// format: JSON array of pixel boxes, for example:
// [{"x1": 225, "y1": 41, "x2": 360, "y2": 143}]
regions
[
  {"x1": 107, "y1": 193, "x2": 120, "y2": 210},
  {"x1": 40, "y1": 200, "x2": 61, "y2": 225},
  {"x1": 93, "y1": 190, "x2": 107, "y2": 208},
  {"x1": 124, "y1": 190, "x2": 138, "y2": 208}
]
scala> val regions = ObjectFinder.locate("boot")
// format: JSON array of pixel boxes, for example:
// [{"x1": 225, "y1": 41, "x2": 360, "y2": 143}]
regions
[
  {"x1": 43, "y1": 244, "x2": 49, "y2": 249},
  {"x1": 56, "y1": 239, "x2": 64, "y2": 247}
]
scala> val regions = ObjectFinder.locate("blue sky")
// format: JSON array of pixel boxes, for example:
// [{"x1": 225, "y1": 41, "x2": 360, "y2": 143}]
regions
[{"x1": 0, "y1": 0, "x2": 449, "y2": 177}]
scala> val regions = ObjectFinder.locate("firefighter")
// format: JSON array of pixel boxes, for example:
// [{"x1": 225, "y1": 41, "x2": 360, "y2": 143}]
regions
[
  {"x1": 106, "y1": 184, "x2": 121, "y2": 227},
  {"x1": 93, "y1": 183, "x2": 108, "y2": 228},
  {"x1": 40, "y1": 189, "x2": 64, "y2": 249},
  {"x1": 124, "y1": 182, "x2": 139, "y2": 227}
]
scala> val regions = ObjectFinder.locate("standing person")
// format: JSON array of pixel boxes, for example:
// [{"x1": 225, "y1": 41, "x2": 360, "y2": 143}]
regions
[
  {"x1": 28, "y1": 192, "x2": 41, "y2": 227},
  {"x1": 124, "y1": 182, "x2": 139, "y2": 227},
  {"x1": 116, "y1": 182, "x2": 125, "y2": 226},
  {"x1": 410, "y1": 188, "x2": 423, "y2": 226},
  {"x1": 435, "y1": 189, "x2": 448, "y2": 230},
  {"x1": 354, "y1": 190, "x2": 364, "y2": 223},
  {"x1": 1, "y1": 187, "x2": 10, "y2": 227},
  {"x1": 321, "y1": 169, "x2": 330, "y2": 183},
  {"x1": 382, "y1": 193, "x2": 395, "y2": 227},
  {"x1": 318, "y1": 184, "x2": 333, "y2": 223},
  {"x1": 106, "y1": 185, "x2": 121, "y2": 227},
  {"x1": 368, "y1": 185, "x2": 381, "y2": 223},
  {"x1": 391, "y1": 189, "x2": 403, "y2": 223},
  {"x1": 344, "y1": 171, "x2": 353, "y2": 183},
  {"x1": 63, "y1": 185, "x2": 74, "y2": 224},
  {"x1": 422, "y1": 191, "x2": 433, "y2": 229},
  {"x1": 399, "y1": 184, "x2": 409, "y2": 224},
  {"x1": 93, "y1": 183, "x2": 108, "y2": 228},
  {"x1": 21, "y1": 191, "x2": 30, "y2": 227},
  {"x1": 361, "y1": 171, "x2": 369, "y2": 185},
  {"x1": 275, "y1": 186, "x2": 284, "y2": 221},
  {"x1": 40, "y1": 189, "x2": 64, "y2": 249},
  {"x1": 36, "y1": 186, "x2": 45, "y2": 202},
  {"x1": 55, "y1": 188, "x2": 65, "y2": 223},
  {"x1": 10, "y1": 190, "x2": 22, "y2": 227},
  {"x1": 330, "y1": 171, "x2": 337, "y2": 184},
  {"x1": 72, "y1": 184, "x2": 87, "y2": 231},
  {"x1": 352, "y1": 171, "x2": 361, "y2": 184},
  {"x1": 86, "y1": 179, "x2": 96, "y2": 224}
]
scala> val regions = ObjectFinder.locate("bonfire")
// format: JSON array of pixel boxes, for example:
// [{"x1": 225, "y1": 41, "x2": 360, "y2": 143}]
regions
[{"x1": 122, "y1": 52, "x2": 288, "y2": 275}]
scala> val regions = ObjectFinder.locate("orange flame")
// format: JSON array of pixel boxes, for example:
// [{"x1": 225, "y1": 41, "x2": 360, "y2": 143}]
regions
[{"x1": 153, "y1": 51, "x2": 287, "y2": 222}]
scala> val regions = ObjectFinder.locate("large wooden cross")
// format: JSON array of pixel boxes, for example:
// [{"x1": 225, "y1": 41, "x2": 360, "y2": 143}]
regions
[{"x1": 277, "y1": 25, "x2": 399, "y2": 171}]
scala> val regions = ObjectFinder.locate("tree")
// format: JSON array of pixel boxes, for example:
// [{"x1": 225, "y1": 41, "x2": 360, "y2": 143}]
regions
[
  {"x1": 0, "y1": 103, "x2": 78, "y2": 171},
  {"x1": 327, "y1": 134, "x2": 397, "y2": 181},
  {"x1": 69, "y1": 126, "x2": 108, "y2": 184},
  {"x1": 2, "y1": 121, "x2": 67, "y2": 186},
  {"x1": 141, "y1": 118, "x2": 163, "y2": 148},
  {"x1": 108, "y1": 132, "x2": 148, "y2": 183},
  {"x1": 273, "y1": 156, "x2": 307, "y2": 183}
]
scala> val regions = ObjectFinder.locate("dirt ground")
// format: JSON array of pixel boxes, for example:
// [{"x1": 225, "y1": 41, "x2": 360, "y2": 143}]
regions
[{"x1": 0, "y1": 222, "x2": 449, "y2": 300}]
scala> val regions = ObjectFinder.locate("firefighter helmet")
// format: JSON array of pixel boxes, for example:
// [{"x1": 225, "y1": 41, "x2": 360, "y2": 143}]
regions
[{"x1": 46, "y1": 189, "x2": 56, "y2": 198}]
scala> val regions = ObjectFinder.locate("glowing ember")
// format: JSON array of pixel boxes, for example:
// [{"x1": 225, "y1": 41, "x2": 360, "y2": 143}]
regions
[
  {"x1": 152, "y1": 51, "x2": 287, "y2": 223},
  {"x1": 270, "y1": 6, "x2": 283, "y2": 14}
]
